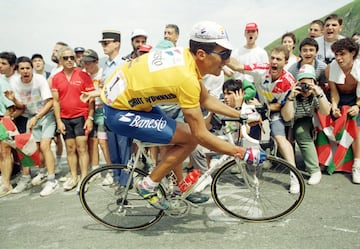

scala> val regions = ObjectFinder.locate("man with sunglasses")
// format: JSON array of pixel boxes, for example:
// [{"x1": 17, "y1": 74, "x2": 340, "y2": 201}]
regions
[
  {"x1": 51, "y1": 46, "x2": 95, "y2": 192},
  {"x1": 82, "y1": 21, "x2": 266, "y2": 210}
]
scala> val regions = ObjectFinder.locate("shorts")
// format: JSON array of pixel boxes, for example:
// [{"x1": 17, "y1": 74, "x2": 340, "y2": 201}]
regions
[
  {"x1": 61, "y1": 116, "x2": 87, "y2": 140},
  {"x1": 32, "y1": 112, "x2": 56, "y2": 142},
  {"x1": 103, "y1": 105, "x2": 176, "y2": 144},
  {"x1": 89, "y1": 122, "x2": 107, "y2": 140},
  {"x1": 270, "y1": 118, "x2": 287, "y2": 137}
]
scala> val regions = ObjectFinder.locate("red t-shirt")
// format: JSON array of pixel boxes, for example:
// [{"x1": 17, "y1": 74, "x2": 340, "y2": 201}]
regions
[{"x1": 52, "y1": 68, "x2": 95, "y2": 119}]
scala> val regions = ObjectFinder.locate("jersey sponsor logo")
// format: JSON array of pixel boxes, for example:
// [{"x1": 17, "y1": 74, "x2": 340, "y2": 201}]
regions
[{"x1": 119, "y1": 112, "x2": 167, "y2": 131}]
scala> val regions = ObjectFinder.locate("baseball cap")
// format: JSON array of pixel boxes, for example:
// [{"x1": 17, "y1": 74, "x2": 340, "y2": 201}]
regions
[
  {"x1": 297, "y1": 64, "x2": 316, "y2": 81},
  {"x1": 81, "y1": 49, "x2": 99, "y2": 62},
  {"x1": 245, "y1": 22, "x2": 258, "y2": 31},
  {"x1": 138, "y1": 44, "x2": 152, "y2": 53},
  {"x1": 190, "y1": 20, "x2": 233, "y2": 50},
  {"x1": 131, "y1": 29, "x2": 147, "y2": 40},
  {"x1": 99, "y1": 30, "x2": 121, "y2": 42},
  {"x1": 31, "y1": 53, "x2": 44, "y2": 61},
  {"x1": 74, "y1": 47, "x2": 85, "y2": 53}
]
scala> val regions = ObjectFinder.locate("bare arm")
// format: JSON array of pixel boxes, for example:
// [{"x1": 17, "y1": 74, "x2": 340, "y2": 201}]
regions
[
  {"x1": 51, "y1": 90, "x2": 65, "y2": 134},
  {"x1": 182, "y1": 106, "x2": 239, "y2": 156},
  {"x1": 199, "y1": 81, "x2": 240, "y2": 118}
]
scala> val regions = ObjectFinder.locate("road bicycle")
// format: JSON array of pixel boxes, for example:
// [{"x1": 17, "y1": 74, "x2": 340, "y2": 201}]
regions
[{"x1": 79, "y1": 104, "x2": 305, "y2": 231}]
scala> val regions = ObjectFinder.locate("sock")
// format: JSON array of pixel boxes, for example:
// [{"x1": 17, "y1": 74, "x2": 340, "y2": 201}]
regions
[
  {"x1": 47, "y1": 174, "x2": 56, "y2": 182},
  {"x1": 39, "y1": 168, "x2": 47, "y2": 174},
  {"x1": 353, "y1": 158, "x2": 360, "y2": 167}
]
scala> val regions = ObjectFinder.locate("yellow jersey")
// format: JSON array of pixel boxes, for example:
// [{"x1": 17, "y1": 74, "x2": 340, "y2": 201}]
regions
[{"x1": 101, "y1": 47, "x2": 202, "y2": 111}]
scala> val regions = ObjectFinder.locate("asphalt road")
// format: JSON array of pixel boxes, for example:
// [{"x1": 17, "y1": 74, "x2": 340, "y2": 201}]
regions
[{"x1": 1, "y1": 150, "x2": 360, "y2": 249}]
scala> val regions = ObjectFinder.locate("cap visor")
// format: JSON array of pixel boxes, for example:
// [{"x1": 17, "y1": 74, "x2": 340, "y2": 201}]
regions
[{"x1": 216, "y1": 39, "x2": 234, "y2": 50}]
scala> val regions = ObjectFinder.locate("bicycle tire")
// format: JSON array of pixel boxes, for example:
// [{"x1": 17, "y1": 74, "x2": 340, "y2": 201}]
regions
[
  {"x1": 79, "y1": 164, "x2": 165, "y2": 231},
  {"x1": 211, "y1": 155, "x2": 305, "y2": 222}
]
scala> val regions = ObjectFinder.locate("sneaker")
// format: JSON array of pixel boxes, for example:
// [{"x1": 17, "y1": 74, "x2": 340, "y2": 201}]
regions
[
  {"x1": 289, "y1": 172, "x2": 300, "y2": 194},
  {"x1": 12, "y1": 177, "x2": 31, "y2": 194},
  {"x1": 102, "y1": 172, "x2": 114, "y2": 186},
  {"x1": 135, "y1": 178, "x2": 170, "y2": 210},
  {"x1": 31, "y1": 172, "x2": 47, "y2": 186},
  {"x1": 308, "y1": 171, "x2": 322, "y2": 185},
  {"x1": 0, "y1": 184, "x2": 13, "y2": 198},
  {"x1": 40, "y1": 180, "x2": 59, "y2": 197},
  {"x1": 63, "y1": 177, "x2": 79, "y2": 191},
  {"x1": 59, "y1": 172, "x2": 71, "y2": 182},
  {"x1": 186, "y1": 192, "x2": 209, "y2": 204},
  {"x1": 352, "y1": 164, "x2": 360, "y2": 184},
  {"x1": 76, "y1": 178, "x2": 85, "y2": 193}
]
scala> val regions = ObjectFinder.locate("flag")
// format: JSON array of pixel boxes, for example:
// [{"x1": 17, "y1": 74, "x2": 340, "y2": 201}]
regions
[
  {"x1": 0, "y1": 117, "x2": 40, "y2": 167},
  {"x1": 314, "y1": 106, "x2": 357, "y2": 174}
]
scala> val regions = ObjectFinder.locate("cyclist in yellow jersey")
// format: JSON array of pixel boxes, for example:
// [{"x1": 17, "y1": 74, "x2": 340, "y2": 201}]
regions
[{"x1": 82, "y1": 21, "x2": 266, "y2": 210}]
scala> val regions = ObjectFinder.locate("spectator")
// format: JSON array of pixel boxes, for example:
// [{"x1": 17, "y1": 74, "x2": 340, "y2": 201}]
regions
[
  {"x1": 232, "y1": 22, "x2": 269, "y2": 82},
  {"x1": 232, "y1": 22, "x2": 269, "y2": 140},
  {"x1": 315, "y1": 14, "x2": 344, "y2": 64},
  {"x1": 82, "y1": 49, "x2": 111, "y2": 172},
  {"x1": 325, "y1": 37, "x2": 360, "y2": 183},
  {"x1": 164, "y1": 24, "x2": 179, "y2": 46},
  {"x1": 227, "y1": 45, "x2": 299, "y2": 193},
  {"x1": 352, "y1": 32, "x2": 360, "y2": 42},
  {"x1": 122, "y1": 29, "x2": 147, "y2": 61},
  {"x1": 49, "y1": 41, "x2": 68, "y2": 172},
  {"x1": 10, "y1": 56, "x2": 57, "y2": 196},
  {"x1": 282, "y1": 32, "x2": 300, "y2": 70},
  {"x1": 0, "y1": 76, "x2": 16, "y2": 197},
  {"x1": 99, "y1": 30, "x2": 132, "y2": 188},
  {"x1": 31, "y1": 53, "x2": 50, "y2": 79},
  {"x1": 287, "y1": 37, "x2": 328, "y2": 93},
  {"x1": 308, "y1": 19, "x2": 324, "y2": 39},
  {"x1": 74, "y1": 47, "x2": 85, "y2": 69},
  {"x1": 282, "y1": 64, "x2": 331, "y2": 185},
  {"x1": 51, "y1": 46, "x2": 95, "y2": 192}
]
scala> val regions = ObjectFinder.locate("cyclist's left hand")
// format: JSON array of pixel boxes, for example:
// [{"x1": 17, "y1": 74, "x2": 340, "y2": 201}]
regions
[{"x1": 243, "y1": 146, "x2": 267, "y2": 165}]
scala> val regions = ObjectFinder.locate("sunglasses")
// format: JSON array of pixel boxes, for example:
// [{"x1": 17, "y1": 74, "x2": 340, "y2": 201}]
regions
[
  {"x1": 62, "y1": 56, "x2": 75, "y2": 61},
  {"x1": 207, "y1": 49, "x2": 232, "y2": 60}
]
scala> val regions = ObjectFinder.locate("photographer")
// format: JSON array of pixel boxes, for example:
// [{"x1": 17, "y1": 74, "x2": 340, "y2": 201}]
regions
[{"x1": 282, "y1": 64, "x2": 331, "y2": 185}]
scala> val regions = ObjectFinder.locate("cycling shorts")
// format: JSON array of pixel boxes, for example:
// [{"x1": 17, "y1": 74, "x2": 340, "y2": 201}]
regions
[{"x1": 103, "y1": 105, "x2": 177, "y2": 144}]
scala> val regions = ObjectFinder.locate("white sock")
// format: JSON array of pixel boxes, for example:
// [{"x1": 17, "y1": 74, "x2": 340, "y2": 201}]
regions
[{"x1": 353, "y1": 158, "x2": 360, "y2": 167}]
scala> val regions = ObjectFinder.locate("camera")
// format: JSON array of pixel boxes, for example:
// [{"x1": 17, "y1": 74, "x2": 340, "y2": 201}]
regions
[
  {"x1": 299, "y1": 83, "x2": 310, "y2": 93},
  {"x1": 324, "y1": 57, "x2": 335, "y2": 64}
]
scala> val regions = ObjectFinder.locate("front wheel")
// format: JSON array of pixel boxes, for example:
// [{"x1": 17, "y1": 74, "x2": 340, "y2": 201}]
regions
[
  {"x1": 79, "y1": 164, "x2": 165, "y2": 231},
  {"x1": 211, "y1": 155, "x2": 305, "y2": 222}
]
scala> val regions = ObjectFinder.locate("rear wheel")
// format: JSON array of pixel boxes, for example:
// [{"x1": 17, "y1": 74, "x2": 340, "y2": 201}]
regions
[
  {"x1": 211, "y1": 156, "x2": 305, "y2": 222},
  {"x1": 79, "y1": 164, "x2": 165, "y2": 231}
]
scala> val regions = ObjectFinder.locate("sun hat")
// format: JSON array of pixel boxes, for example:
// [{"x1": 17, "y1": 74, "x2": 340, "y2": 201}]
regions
[
  {"x1": 190, "y1": 20, "x2": 233, "y2": 50},
  {"x1": 131, "y1": 29, "x2": 147, "y2": 40},
  {"x1": 297, "y1": 64, "x2": 316, "y2": 81}
]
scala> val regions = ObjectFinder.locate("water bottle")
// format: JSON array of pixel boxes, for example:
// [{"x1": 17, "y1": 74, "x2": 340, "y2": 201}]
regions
[{"x1": 178, "y1": 169, "x2": 201, "y2": 192}]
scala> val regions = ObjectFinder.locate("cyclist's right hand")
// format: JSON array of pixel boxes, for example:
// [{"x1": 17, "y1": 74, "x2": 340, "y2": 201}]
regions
[{"x1": 243, "y1": 146, "x2": 267, "y2": 165}]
